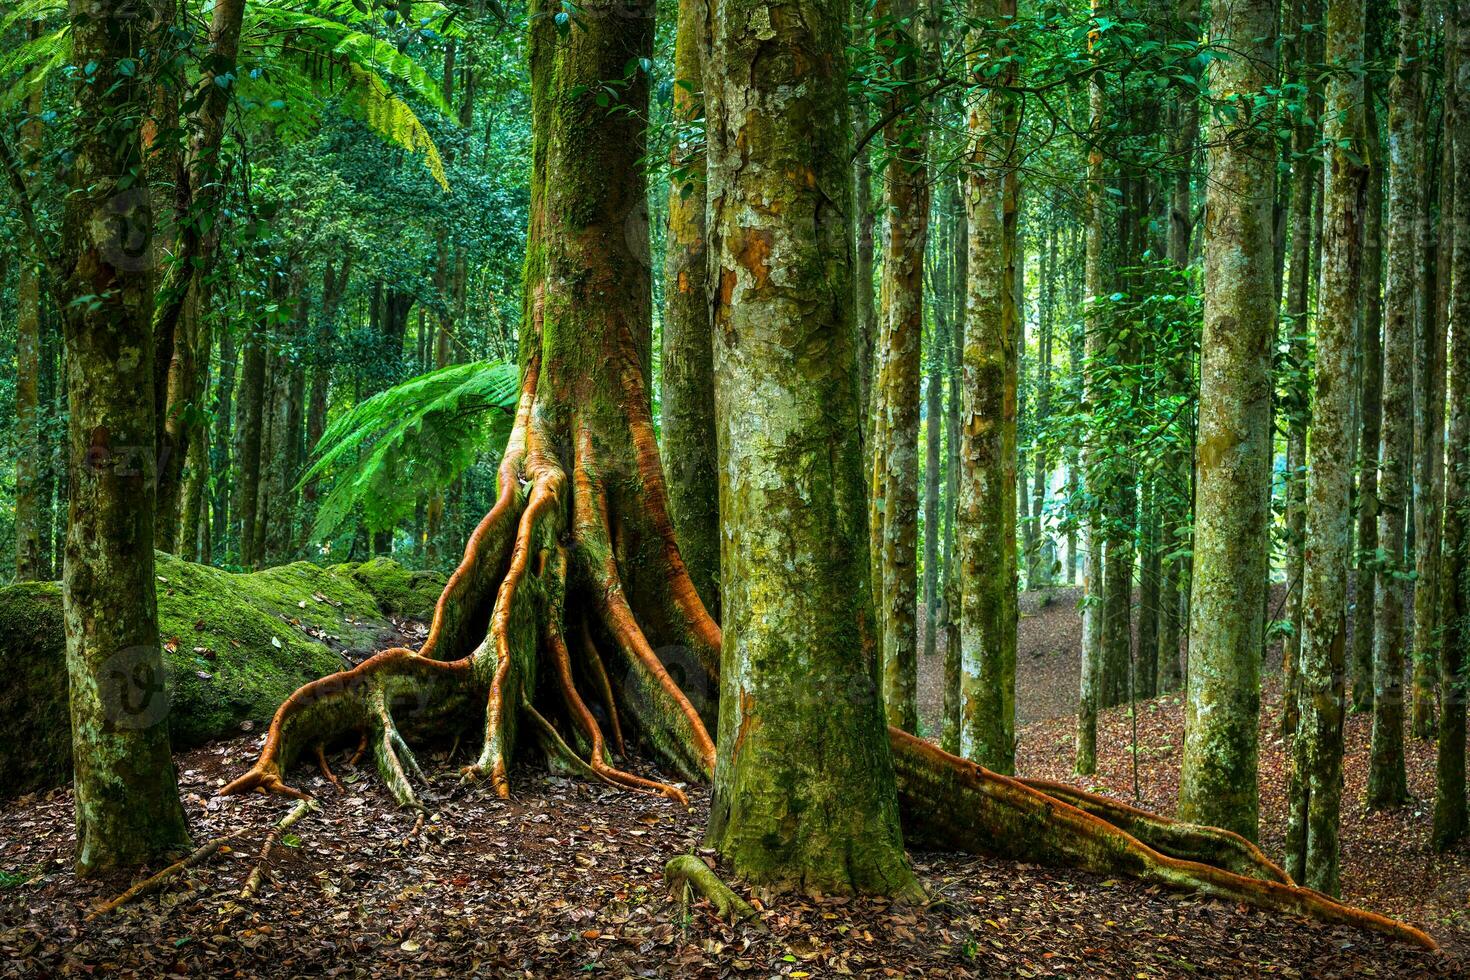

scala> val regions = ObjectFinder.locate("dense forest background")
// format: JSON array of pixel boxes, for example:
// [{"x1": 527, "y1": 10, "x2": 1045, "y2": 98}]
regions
[{"x1": 0, "y1": 0, "x2": 1467, "y2": 970}]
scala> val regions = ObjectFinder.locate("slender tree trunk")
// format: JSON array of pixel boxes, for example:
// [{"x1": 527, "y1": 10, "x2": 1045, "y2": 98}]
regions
[
  {"x1": 1351, "y1": 105, "x2": 1384, "y2": 714},
  {"x1": 958, "y1": 0, "x2": 1018, "y2": 775},
  {"x1": 1411, "y1": 30, "x2": 1454, "y2": 740},
  {"x1": 177, "y1": 280, "x2": 210, "y2": 562},
  {"x1": 941, "y1": 175, "x2": 966, "y2": 756},
  {"x1": 1136, "y1": 480, "x2": 1161, "y2": 701},
  {"x1": 1282, "y1": 0, "x2": 1368, "y2": 894},
  {"x1": 1434, "y1": 0, "x2": 1470, "y2": 850},
  {"x1": 1179, "y1": 0, "x2": 1278, "y2": 842},
  {"x1": 872, "y1": 0, "x2": 931, "y2": 732},
  {"x1": 661, "y1": 0, "x2": 720, "y2": 619},
  {"x1": 1368, "y1": 0, "x2": 1423, "y2": 810},
  {"x1": 1030, "y1": 218, "x2": 1055, "y2": 589},
  {"x1": 14, "y1": 63, "x2": 44, "y2": 581},
  {"x1": 1280, "y1": 0, "x2": 1324, "y2": 737},
  {"x1": 706, "y1": 0, "x2": 921, "y2": 896},
  {"x1": 152, "y1": 0, "x2": 247, "y2": 553},
  {"x1": 211, "y1": 325, "x2": 236, "y2": 561},
  {"x1": 1076, "y1": 6, "x2": 1108, "y2": 774},
  {"x1": 59, "y1": 0, "x2": 191, "y2": 873},
  {"x1": 233, "y1": 325, "x2": 266, "y2": 568},
  {"x1": 924, "y1": 211, "x2": 948, "y2": 664}
]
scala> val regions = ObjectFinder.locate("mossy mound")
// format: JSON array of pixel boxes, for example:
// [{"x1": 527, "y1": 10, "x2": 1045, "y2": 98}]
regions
[{"x1": 0, "y1": 553, "x2": 445, "y2": 798}]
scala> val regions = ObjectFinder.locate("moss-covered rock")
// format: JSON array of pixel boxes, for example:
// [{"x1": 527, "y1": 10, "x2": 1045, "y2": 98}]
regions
[{"x1": 1, "y1": 553, "x2": 445, "y2": 798}]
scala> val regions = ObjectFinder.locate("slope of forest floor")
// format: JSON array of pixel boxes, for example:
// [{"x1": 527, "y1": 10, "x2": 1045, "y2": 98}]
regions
[{"x1": 0, "y1": 586, "x2": 1463, "y2": 977}]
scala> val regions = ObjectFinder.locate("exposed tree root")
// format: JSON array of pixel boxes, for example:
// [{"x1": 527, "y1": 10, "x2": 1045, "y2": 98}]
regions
[
  {"x1": 222, "y1": 346, "x2": 1435, "y2": 950},
  {"x1": 240, "y1": 800, "x2": 317, "y2": 900},
  {"x1": 1014, "y1": 775, "x2": 1291, "y2": 884},
  {"x1": 88, "y1": 832, "x2": 242, "y2": 920},
  {"x1": 890, "y1": 730, "x2": 1436, "y2": 950},
  {"x1": 665, "y1": 855, "x2": 760, "y2": 925}
]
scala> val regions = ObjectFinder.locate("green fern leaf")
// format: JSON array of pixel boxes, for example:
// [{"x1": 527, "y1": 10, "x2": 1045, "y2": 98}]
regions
[{"x1": 302, "y1": 360, "x2": 521, "y2": 543}]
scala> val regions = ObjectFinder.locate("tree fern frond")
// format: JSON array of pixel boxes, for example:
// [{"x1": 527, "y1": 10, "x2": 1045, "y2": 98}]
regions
[
  {"x1": 302, "y1": 360, "x2": 521, "y2": 542},
  {"x1": 251, "y1": 2, "x2": 453, "y2": 116},
  {"x1": 0, "y1": 24, "x2": 66, "y2": 109},
  {"x1": 337, "y1": 59, "x2": 449, "y2": 190}
]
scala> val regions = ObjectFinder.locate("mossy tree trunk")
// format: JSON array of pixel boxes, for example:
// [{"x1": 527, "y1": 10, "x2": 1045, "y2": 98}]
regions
[
  {"x1": 1278, "y1": 0, "x2": 1324, "y2": 739},
  {"x1": 1410, "y1": 25, "x2": 1454, "y2": 741},
  {"x1": 14, "y1": 57, "x2": 45, "y2": 583},
  {"x1": 1351, "y1": 115, "x2": 1384, "y2": 715},
  {"x1": 1075, "y1": 0, "x2": 1108, "y2": 776},
  {"x1": 1433, "y1": 0, "x2": 1470, "y2": 851},
  {"x1": 704, "y1": 0, "x2": 921, "y2": 896},
  {"x1": 958, "y1": 0, "x2": 1018, "y2": 775},
  {"x1": 1282, "y1": 0, "x2": 1368, "y2": 894},
  {"x1": 59, "y1": 0, "x2": 192, "y2": 874},
  {"x1": 870, "y1": 0, "x2": 931, "y2": 733},
  {"x1": 660, "y1": 0, "x2": 720, "y2": 621},
  {"x1": 1368, "y1": 0, "x2": 1423, "y2": 810},
  {"x1": 1180, "y1": 0, "x2": 1278, "y2": 842}
]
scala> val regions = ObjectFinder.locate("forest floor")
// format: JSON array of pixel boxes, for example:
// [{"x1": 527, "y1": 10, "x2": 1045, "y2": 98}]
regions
[{"x1": 1, "y1": 587, "x2": 1464, "y2": 978}]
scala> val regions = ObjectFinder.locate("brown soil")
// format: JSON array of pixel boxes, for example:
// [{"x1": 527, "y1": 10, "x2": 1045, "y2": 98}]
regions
[{"x1": 0, "y1": 584, "x2": 1461, "y2": 977}]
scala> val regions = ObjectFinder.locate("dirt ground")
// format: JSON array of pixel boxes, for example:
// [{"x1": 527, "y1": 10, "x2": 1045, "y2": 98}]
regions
[{"x1": 1, "y1": 586, "x2": 1464, "y2": 977}]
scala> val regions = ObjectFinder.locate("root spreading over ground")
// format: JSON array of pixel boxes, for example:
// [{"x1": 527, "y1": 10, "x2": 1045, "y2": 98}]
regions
[{"x1": 219, "y1": 348, "x2": 1435, "y2": 952}]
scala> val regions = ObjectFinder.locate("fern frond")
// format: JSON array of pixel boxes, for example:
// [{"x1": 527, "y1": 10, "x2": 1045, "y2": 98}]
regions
[
  {"x1": 337, "y1": 60, "x2": 449, "y2": 189},
  {"x1": 0, "y1": 24, "x2": 66, "y2": 111},
  {"x1": 302, "y1": 360, "x2": 521, "y2": 542},
  {"x1": 251, "y1": 2, "x2": 452, "y2": 116}
]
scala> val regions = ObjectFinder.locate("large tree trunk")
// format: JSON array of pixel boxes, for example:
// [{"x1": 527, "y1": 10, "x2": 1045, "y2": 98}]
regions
[
  {"x1": 660, "y1": 0, "x2": 720, "y2": 619},
  {"x1": 58, "y1": 0, "x2": 191, "y2": 874},
  {"x1": 1179, "y1": 0, "x2": 1277, "y2": 842},
  {"x1": 705, "y1": 0, "x2": 920, "y2": 893},
  {"x1": 1368, "y1": 0, "x2": 1423, "y2": 810},
  {"x1": 1282, "y1": 0, "x2": 1368, "y2": 895},
  {"x1": 1433, "y1": 0, "x2": 1470, "y2": 851}
]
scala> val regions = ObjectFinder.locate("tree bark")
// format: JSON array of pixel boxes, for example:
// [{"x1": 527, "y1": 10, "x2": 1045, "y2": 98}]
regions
[
  {"x1": 1282, "y1": 0, "x2": 1368, "y2": 894},
  {"x1": 704, "y1": 0, "x2": 921, "y2": 896},
  {"x1": 1076, "y1": 8, "x2": 1108, "y2": 774},
  {"x1": 1410, "y1": 28, "x2": 1453, "y2": 741},
  {"x1": 1368, "y1": 0, "x2": 1423, "y2": 810},
  {"x1": 958, "y1": 0, "x2": 1018, "y2": 775},
  {"x1": 660, "y1": 0, "x2": 721, "y2": 620},
  {"x1": 59, "y1": 0, "x2": 192, "y2": 873},
  {"x1": 1433, "y1": 0, "x2": 1470, "y2": 851},
  {"x1": 14, "y1": 54, "x2": 44, "y2": 582},
  {"x1": 1351, "y1": 103, "x2": 1384, "y2": 715},
  {"x1": 871, "y1": 0, "x2": 931, "y2": 732},
  {"x1": 1179, "y1": 0, "x2": 1278, "y2": 842}
]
